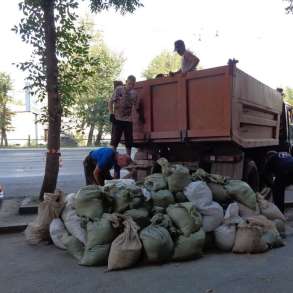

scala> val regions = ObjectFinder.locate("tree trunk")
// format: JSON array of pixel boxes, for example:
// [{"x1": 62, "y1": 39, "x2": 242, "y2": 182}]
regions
[
  {"x1": 87, "y1": 124, "x2": 95, "y2": 147},
  {"x1": 39, "y1": 0, "x2": 61, "y2": 200},
  {"x1": 95, "y1": 124, "x2": 104, "y2": 146},
  {"x1": 3, "y1": 130, "x2": 7, "y2": 147},
  {"x1": 0, "y1": 128, "x2": 4, "y2": 147}
]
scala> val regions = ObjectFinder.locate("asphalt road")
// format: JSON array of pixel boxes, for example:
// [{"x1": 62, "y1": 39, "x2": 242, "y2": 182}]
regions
[
  {"x1": 1, "y1": 232, "x2": 293, "y2": 293},
  {"x1": 0, "y1": 148, "x2": 128, "y2": 198}
]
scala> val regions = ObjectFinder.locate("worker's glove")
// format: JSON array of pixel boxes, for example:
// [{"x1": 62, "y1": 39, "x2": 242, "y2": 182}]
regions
[{"x1": 110, "y1": 114, "x2": 116, "y2": 123}]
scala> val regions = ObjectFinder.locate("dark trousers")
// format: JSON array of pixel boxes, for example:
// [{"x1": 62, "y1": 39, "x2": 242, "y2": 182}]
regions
[
  {"x1": 110, "y1": 120, "x2": 133, "y2": 148},
  {"x1": 272, "y1": 175, "x2": 293, "y2": 213},
  {"x1": 272, "y1": 178, "x2": 285, "y2": 213},
  {"x1": 83, "y1": 155, "x2": 111, "y2": 186}
]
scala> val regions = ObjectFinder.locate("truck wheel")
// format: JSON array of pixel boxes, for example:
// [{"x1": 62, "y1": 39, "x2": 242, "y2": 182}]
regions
[{"x1": 243, "y1": 160, "x2": 260, "y2": 192}]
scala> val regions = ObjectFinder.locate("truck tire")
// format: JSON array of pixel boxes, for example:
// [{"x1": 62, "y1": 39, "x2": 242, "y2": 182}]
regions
[{"x1": 243, "y1": 160, "x2": 260, "y2": 192}]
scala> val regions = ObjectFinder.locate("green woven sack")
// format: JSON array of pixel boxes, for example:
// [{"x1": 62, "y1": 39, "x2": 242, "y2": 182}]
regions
[{"x1": 172, "y1": 229, "x2": 205, "y2": 261}]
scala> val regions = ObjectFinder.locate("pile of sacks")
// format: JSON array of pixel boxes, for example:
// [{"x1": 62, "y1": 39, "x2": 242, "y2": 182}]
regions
[{"x1": 25, "y1": 158, "x2": 286, "y2": 270}]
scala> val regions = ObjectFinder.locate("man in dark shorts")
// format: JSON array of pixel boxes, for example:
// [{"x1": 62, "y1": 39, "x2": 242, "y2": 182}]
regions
[
  {"x1": 83, "y1": 147, "x2": 131, "y2": 186},
  {"x1": 109, "y1": 75, "x2": 138, "y2": 156}
]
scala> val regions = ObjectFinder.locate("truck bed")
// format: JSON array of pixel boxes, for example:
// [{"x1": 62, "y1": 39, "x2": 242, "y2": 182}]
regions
[{"x1": 132, "y1": 64, "x2": 282, "y2": 148}]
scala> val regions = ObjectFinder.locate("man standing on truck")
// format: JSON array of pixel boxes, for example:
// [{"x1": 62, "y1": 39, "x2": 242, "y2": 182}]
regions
[
  {"x1": 83, "y1": 147, "x2": 131, "y2": 186},
  {"x1": 171, "y1": 40, "x2": 200, "y2": 76},
  {"x1": 263, "y1": 150, "x2": 293, "y2": 213},
  {"x1": 109, "y1": 75, "x2": 140, "y2": 157}
]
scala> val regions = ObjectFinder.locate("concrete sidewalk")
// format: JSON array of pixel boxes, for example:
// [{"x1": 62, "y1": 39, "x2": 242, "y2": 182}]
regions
[
  {"x1": 1, "y1": 232, "x2": 293, "y2": 293},
  {"x1": 0, "y1": 198, "x2": 36, "y2": 233}
]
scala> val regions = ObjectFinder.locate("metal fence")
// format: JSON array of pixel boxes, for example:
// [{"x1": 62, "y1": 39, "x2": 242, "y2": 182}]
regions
[{"x1": 1, "y1": 138, "x2": 112, "y2": 148}]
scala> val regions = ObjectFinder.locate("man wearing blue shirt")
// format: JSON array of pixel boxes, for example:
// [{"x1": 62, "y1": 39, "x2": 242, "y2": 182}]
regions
[
  {"x1": 263, "y1": 151, "x2": 293, "y2": 213},
  {"x1": 83, "y1": 147, "x2": 131, "y2": 186}
]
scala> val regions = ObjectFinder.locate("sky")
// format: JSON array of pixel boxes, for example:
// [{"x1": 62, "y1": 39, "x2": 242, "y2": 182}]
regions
[{"x1": 0, "y1": 0, "x2": 293, "y2": 103}]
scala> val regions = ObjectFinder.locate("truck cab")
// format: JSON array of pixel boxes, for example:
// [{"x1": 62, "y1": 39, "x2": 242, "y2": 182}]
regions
[{"x1": 280, "y1": 102, "x2": 293, "y2": 153}]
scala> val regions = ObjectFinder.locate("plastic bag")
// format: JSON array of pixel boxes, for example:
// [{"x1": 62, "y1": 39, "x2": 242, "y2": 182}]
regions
[{"x1": 49, "y1": 218, "x2": 68, "y2": 250}]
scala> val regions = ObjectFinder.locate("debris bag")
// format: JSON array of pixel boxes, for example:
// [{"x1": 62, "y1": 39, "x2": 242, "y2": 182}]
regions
[
  {"x1": 144, "y1": 173, "x2": 168, "y2": 192},
  {"x1": 201, "y1": 201, "x2": 224, "y2": 232},
  {"x1": 75, "y1": 185, "x2": 113, "y2": 220},
  {"x1": 184, "y1": 181, "x2": 213, "y2": 210},
  {"x1": 150, "y1": 213, "x2": 179, "y2": 238},
  {"x1": 174, "y1": 191, "x2": 188, "y2": 203},
  {"x1": 215, "y1": 203, "x2": 243, "y2": 251},
  {"x1": 86, "y1": 214, "x2": 118, "y2": 247},
  {"x1": 224, "y1": 202, "x2": 244, "y2": 225},
  {"x1": 61, "y1": 204, "x2": 86, "y2": 245},
  {"x1": 108, "y1": 215, "x2": 142, "y2": 270},
  {"x1": 274, "y1": 219, "x2": 286, "y2": 236},
  {"x1": 232, "y1": 223, "x2": 268, "y2": 254},
  {"x1": 157, "y1": 157, "x2": 170, "y2": 176},
  {"x1": 214, "y1": 224, "x2": 236, "y2": 251},
  {"x1": 172, "y1": 228, "x2": 205, "y2": 261},
  {"x1": 25, "y1": 191, "x2": 65, "y2": 244},
  {"x1": 152, "y1": 206, "x2": 166, "y2": 215},
  {"x1": 49, "y1": 218, "x2": 68, "y2": 250},
  {"x1": 207, "y1": 182, "x2": 230, "y2": 204},
  {"x1": 62, "y1": 234, "x2": 84, "y2": 261},
  {"x1": 80, "y1": 214, "x2": 119, "y2": 266},
  {"x1": 238, "y1": 202, "x2": 260, "y2": 219},
  {"x1": 80, "y1": 244, "x2": 110, "y2": 266},
  {"x1": 151, "y1": 189, "x2": 175, "y2": 208},
  {"x1": 141, "y1": 188, "x2": 152, "y2": 201},
  {"x1": 124, "y1": 208, "x2": 150, "y2": 229},
  {"x1": 257, "y1": 194, "x2": 286, "y2": 222},
  {"x1": 191, "y1": 168, "x2": 227, "y2": 184},
  {"x1": 105, "y1": 183, "x2": 144, "y2": 213},
  {"x1": 166, "y1": 203, "x2": 202, "y2": 236},
  {"x1": 140, "y1": 225, "x2": 174, "y2": 263},
  {"x1": 166, "y1": 165, "x2": 191, "y2": 192},
  {"x1": 262, "y1": 230, "x2": 284, "y2": 248},
  {"x1": 64, "y1": 193, "x2": 76, "y2": 208},
  {"x1": 247, "y1": 215, "x2": 284, "y2": 248},
  {"x1": 224, "y1": 180, "x2": 257, "y2": 210},
  {"x1": 104, "y1": 179, "x2": 136, "y2": 188}
]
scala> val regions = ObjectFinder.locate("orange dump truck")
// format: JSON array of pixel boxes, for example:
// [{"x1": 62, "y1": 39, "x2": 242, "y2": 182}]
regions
[{"x1": 130, "y1": 60, "x2": 292, "y2": 190}]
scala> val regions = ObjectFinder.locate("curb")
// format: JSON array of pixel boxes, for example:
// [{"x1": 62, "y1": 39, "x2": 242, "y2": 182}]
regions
[
  {"x1": 0, "y1": 223, "x2": 27, "y2": 234},
  {"x1": 286, "y1": 202, "x2": 293, "y2": 209},
  {"x1": 19, "y1": 205, "x2": 38, "y2": 215}
]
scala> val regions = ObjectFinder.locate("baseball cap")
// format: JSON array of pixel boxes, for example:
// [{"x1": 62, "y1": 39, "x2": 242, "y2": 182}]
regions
[{"x1": 174, "y1": 40, "x2": 185, "y2": 51}]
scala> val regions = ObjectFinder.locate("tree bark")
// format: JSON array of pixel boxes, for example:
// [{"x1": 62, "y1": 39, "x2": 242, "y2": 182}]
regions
[
  {"x1": 95, "y1": 125, "x2": 104, "y2": 146},
  {"x1": 39, "y1": 0, "x2": 61, "y2": 200},
  {"x1": 3, "y1": 131, "x2": 7, "y2": 147},
  {"x1": 87, "y1": 123, "x2": 95, "y2": 147},
  {"x1": 0, "y1": 128, "x2": 4, "y2": 146}
]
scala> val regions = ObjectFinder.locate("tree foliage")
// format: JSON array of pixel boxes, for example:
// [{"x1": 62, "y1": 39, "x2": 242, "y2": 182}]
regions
[
  {"x1": 72, "y1": 31, "x2": 124, "y2": 146},
  {"x1": 89, "y1": 0, "x2": 143, "y2": 13},
  {"x1": 142, "y1": 51, "x2": 181, "y2": 79},
  {"x1": 0, "y1": 73, "x2": 14, "y2": 147},
  {"x1": 284, "y1": 87, "x2": 293, "y2": 105},
  {"x1": 13, "y1": 0, "x2": 99, "y2": 121},
  {"x1": 14, "y1": 0, "x2": 143, "y2": 197},
  {"x1": 285, "y1": 0, "x2": 293, "y2": 13}
]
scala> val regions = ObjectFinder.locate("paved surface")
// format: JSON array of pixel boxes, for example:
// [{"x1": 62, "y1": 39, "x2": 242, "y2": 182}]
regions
[
  {"x1": 0, "y1": 232, "x2": 293, "y2": 293},
  {"x1": 0, "y1": 199, "x2": 36, "y2": 228},
  {"x1": 0, "y1": 148, "x2": 129, "y2": 198}
]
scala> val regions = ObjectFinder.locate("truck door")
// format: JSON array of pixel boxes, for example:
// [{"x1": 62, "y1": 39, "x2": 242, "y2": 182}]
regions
[{"x1": 285, "y1": 104, "x2": 293, "y2": 153}]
